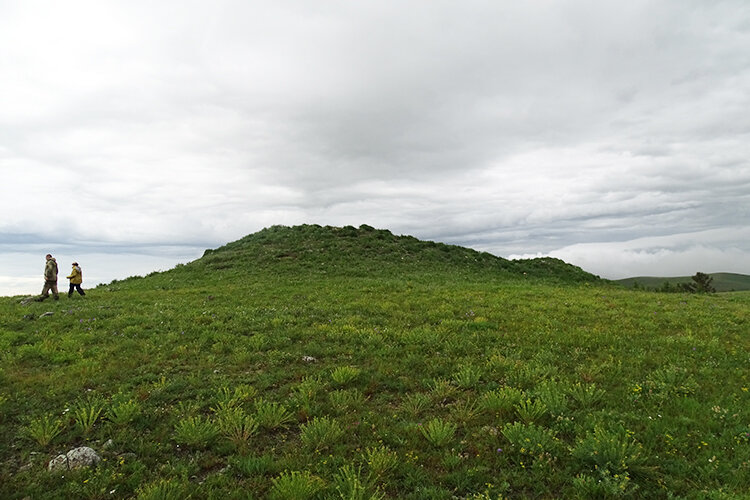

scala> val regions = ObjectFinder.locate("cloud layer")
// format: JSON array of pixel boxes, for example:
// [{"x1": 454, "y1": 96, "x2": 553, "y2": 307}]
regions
[{"x1": 2, "y1": 1, "x2": 750, "y2": 293}]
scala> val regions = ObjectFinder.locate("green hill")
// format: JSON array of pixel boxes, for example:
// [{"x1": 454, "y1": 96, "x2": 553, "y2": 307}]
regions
[
  {"x1": 1, "y1": 225, "x2": 748, "y2": 499},
  {"x1": 192, "y1": 224, "x2": 601, "y2": 283},
  {"x1": 615, "y1": 272, "x2": 750, "y2": 292}
]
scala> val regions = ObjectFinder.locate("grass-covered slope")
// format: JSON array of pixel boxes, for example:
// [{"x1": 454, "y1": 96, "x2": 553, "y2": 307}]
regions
[
  {"x1": 192, "y1": 224, "x2": 601, "y2": 283},
  {"x1": 1, "y1": 225, "x2": 749, "y2": 499},
  {"x1": 616, "y1": 272, "x2": 750, "y2": 292}
]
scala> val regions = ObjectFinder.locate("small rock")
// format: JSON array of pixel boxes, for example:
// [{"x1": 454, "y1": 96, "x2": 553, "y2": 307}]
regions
[
  {"x1": 48, "y1": 446, "x2": 101, "y2": 471},
  {"x1": 102, "y1": 439, "x2": 115, "y2": 450},
  {"x1": 67, "y1": 447, "x2": 101, "y2": 469},
  {"x1": 39, "y1": 312, "x2": 54, "y2": 318},
  {"x1": 302, "y1": 356, "x2": 317, "y2": 363}
]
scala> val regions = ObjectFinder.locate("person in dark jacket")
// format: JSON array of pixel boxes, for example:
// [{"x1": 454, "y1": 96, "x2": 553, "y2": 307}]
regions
[
  {"x1": 39, "y1": 254, "x2": 59, "y2": 301},
  {"x1": 66, "y1": 262, "x2": 86, "y2": 297}
]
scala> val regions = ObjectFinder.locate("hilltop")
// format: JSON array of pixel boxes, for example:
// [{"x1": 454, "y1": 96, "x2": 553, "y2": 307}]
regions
[{"x1": 170, "y1": 224, "x2": 601, "y2": 284}]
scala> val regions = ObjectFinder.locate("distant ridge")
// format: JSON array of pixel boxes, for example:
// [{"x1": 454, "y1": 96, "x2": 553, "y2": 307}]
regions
[
  {"x1": 187, "y1": 224, "x2": 602, "y2": 284},
  {"x1": 615, "y1": 272, "x2": 750, "y2": 292}
]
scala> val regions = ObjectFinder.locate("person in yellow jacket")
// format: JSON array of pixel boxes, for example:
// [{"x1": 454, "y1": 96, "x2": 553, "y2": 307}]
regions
[{"x1": 66, "y1": 262, "x2": 86, "y2": 297}]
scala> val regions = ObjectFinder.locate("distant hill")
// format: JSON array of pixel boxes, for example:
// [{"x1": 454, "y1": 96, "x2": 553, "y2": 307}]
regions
[
  {"x1": 615, "y1": 272, "x2": 750, "y2": 292},
  {"x1": 167, "y1": 224, "x2": 603, "y2": 285}
]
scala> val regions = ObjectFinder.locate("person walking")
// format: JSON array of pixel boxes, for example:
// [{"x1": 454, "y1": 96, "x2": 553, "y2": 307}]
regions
[
  {"x1": 39, "y1": 254, "x2": 59, "y2": 301},
  {"x1": 66, "y1": 261, "x2": 86, "y2": 297}
]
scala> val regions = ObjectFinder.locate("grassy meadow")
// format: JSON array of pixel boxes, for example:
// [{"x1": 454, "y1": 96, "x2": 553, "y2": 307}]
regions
[{"x1": 1, "y1": 225, "x2": 749, "y2": 499}]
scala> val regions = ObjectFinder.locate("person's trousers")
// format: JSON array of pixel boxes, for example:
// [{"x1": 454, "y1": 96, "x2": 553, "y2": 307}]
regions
[
  {"x1": 68, "y1": 283, "x2": 85, "y2": 296},
  {"x1": 41, "y1": 280, "x2": 58, "y2": 299}
]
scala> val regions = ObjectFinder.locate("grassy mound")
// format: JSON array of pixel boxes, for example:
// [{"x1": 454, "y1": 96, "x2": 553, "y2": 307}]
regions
[{"x1": 186, "y1": 224, "x2": 599, "y2": 282}]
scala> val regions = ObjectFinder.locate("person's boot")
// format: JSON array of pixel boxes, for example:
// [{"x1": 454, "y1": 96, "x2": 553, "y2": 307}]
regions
[{"x1": 68, "y1": 291, "x2": 73, "y2": 298}]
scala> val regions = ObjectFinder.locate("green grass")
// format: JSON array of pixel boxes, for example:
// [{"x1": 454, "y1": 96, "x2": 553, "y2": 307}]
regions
[{"x1": 1, "y1": 224, "x2": 749, "y2": 498}]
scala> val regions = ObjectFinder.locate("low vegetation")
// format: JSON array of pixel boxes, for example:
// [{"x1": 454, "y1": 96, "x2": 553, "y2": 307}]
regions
[{"x1": 1, "y1": 224, "x2": 748, "y2": 498}]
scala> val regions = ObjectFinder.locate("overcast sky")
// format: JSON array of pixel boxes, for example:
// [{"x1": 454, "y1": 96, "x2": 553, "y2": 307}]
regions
[{"x1": 2, "y1": 1, "x2": 750, "y2": 296}]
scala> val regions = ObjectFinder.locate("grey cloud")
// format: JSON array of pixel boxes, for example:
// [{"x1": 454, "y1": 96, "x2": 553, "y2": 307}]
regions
[
  {"x1": 2, "y1": 1, "x2": 750, "y2": 293},
  {"x1": 547, "y1": 226, "x2": 750, "y2": 278}
]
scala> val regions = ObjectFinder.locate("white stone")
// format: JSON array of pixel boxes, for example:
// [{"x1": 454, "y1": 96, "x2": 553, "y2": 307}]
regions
[
  {"x1": 67, "y1": 446, "x2": 101, "y2": 469},
  {"x1": 48, "y1": 446, "x2": 101, "y2": 471}
]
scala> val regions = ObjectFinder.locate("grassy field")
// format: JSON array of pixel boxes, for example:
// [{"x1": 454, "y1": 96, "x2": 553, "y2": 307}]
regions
[{"x1": 1, "y1": 225, "x2": 749, "y2": 499}]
